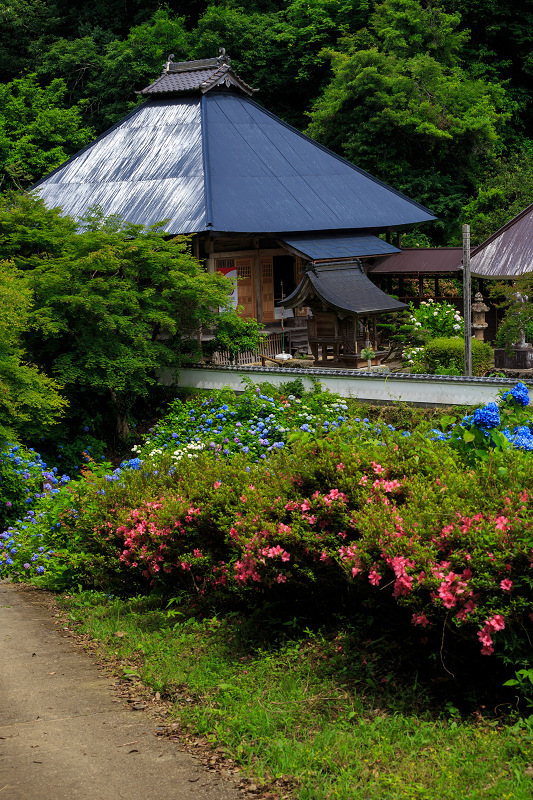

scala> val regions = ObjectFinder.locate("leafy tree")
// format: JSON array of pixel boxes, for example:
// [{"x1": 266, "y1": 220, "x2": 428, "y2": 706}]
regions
[
  {"x1": 34, "y1": 9, "x2": 190, "y2": 131},
  {"x1": 0, "y1": 191, "x2": 78, "y2": 269},
  {"x1": 0, "y1": 261, "x2": 66, "y2": 442},
  {"x1": 203, "y1": 312, "x2": 265, "y2": 363},
  {"x1": 191, "y1": 0, "x2": 371, "y2": 128},
  {"x1": 16, "y1": 202, "x2": 232, "y2": 438},
  {"x1": 306, "y1": 0, "x2": 509, "y2": 243},
  {"x1": 461, "y1": 147, "x2": 533, "y2": 245},
  {"x1": 0, "y1": 74, "x2": 93, "y2": 191}
]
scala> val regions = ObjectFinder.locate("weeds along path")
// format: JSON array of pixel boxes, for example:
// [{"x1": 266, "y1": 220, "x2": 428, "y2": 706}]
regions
[{"x1": 0, "y1": 582, "x2": 240, "y2": 800}]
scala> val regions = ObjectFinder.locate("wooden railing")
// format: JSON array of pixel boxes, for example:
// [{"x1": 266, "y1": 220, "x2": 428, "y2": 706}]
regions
[{"x1": 211, "y1": 332, "x2": 289, "y2": 366}]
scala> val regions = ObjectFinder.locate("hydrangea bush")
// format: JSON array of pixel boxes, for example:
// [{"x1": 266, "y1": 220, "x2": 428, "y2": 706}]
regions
[
  {"x1": 429, "y1": 382, "x2": 533, "y2": 460},
  {"x1": 2, "y1": 382, "x2": 533, "y2": 676},
  {"x1": 408, "y1": 298, "x2": 464, "y2": 339},
  {"x1": 0, "y1": 442, "x2": 70, "y2": 575},
  {"x1": 135, "y1": 385, "x2": 351, "y2": 464}
]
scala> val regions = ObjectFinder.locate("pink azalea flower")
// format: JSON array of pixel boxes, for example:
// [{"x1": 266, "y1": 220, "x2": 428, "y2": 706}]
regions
[
  {"x1": 368, "y1": 568, "x2": 382, "y2": 586},
  {"x1": 500, "y1": 578, "x2": 513, "y2": 592},
  {"x1": 495, "y1": 516, "x2": 509, "y2": 531},
  {"x1": 213, "y1": 481, "x2": 222, "y2": 489}
]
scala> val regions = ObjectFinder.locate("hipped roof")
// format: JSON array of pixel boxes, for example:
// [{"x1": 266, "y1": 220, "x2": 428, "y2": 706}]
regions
[
  {"x1": 279, "y1": 262, "x2": 408, "y2": 316},
  {"x1": 32, "y1": 56, "x2": 436, "y2": 236}
]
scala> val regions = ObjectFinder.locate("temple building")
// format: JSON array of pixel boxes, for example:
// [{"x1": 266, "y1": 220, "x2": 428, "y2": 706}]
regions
[{"x1": 33, "y1": 51, "x2": 436, "y2": 352}]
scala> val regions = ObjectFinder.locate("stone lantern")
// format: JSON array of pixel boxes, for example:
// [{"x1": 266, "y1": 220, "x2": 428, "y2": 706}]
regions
[{"x1": 471, "y1": 292, "x2": 489, "y2": 341}]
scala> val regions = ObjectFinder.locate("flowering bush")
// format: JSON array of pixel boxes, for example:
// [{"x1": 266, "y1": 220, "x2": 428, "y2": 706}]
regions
[
  {"x1": 11, "y1": 431, "x2": 531, "y2": 668},
  {"x1": 136, "y1": 385, "x2": 351, "y2": 465},
  {"x1": 0, "y1": 442, "x2": 71, "y2": 576},
  {"x1": 429, "y1": 382, "x2": 533, "y2": 461},
  {"x1": 408, "y1": 299, "x2": 464, "y2": 339},
  {"x1": 2, "y1": 384, "x2": 533, "y2": 681}
]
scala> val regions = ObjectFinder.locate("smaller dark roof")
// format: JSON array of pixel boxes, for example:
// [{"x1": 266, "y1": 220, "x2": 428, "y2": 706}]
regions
[
  {"x1": 470, "y1": 203, "x2": 533, "y2": 278},
  {"x1": 279, "y1": 262, "x2": 408, "y2": 316},
  {"x1": 369, "y1": 248, "x2": 463, "y2": 274},
  {"x1": 140, "y1": 53, "x2": 257, "y2": 97},
  {"x1": 279, "y1": 233, "x2": 400, "y2": 261}
]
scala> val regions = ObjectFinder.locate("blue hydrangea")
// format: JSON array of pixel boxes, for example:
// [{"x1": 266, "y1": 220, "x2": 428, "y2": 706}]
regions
[
  {"x1": 472, "y1": 402, "x2": 500, "y2": 431},
  {"x1": 503, "y1": 382, "x2": 530, "y2": 407}
]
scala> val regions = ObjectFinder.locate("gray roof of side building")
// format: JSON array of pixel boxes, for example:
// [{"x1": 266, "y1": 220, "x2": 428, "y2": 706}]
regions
[
  {"x1": 278, "y1": 262, "x2": 408, "y2": 316},
  {"x1": 469, "y1": 203, "x2": 533, "y2": 278},
  {"x1": 32, "y1": 56, "x2": 436, "y2": 236}
]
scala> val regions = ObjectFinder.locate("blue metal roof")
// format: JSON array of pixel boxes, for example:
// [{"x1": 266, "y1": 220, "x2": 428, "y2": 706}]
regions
[
  {"x1": 279, "y1": 233, "x2": 400, "y2": 260},
  {"x1": 32, "y1": 92, "x2": 436, "y2": 235}
]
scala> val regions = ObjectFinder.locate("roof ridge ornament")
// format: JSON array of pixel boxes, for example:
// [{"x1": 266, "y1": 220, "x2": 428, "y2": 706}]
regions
[
  {"x1": 217, "y1": 47, "x2": 231, "y2": 66},
  {"x1": 163, "y1": 54, "x2": 175, "y2": 73}
]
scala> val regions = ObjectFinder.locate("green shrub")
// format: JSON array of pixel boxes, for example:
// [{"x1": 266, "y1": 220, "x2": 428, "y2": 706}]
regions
[{"x1": 417, "y1": 337, "x2": 492, "y2": 376}]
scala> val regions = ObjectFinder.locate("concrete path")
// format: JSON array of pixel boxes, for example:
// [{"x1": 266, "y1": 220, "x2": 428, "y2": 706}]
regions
[{"x1": 0, "y1": 583, "x2": 241, "y2": 800}]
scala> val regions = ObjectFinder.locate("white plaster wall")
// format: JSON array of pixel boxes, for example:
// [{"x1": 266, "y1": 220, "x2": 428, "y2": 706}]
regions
[{"x1": 158, "y1": 366, "x2": 531, "y2": 407}]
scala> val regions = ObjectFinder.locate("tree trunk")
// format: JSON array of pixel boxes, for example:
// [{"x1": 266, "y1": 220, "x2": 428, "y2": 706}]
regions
[{"x1": 109, "y1": 389, "x2": 130, "y2": 440}]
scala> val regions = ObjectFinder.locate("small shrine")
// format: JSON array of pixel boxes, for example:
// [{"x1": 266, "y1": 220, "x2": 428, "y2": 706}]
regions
[{"x1": 278, "y1": 260, "x2": 407, "y2": 367}]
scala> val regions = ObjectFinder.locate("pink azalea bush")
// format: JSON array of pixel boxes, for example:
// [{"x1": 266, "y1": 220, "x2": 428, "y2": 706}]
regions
[{"x1": 44, "y1": 430, "x2": 533, "y2": 665}]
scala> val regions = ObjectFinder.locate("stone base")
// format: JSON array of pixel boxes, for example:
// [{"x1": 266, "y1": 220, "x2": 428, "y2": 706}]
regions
[{"x1": 494, "y1": 347, "x2": 533, "y2": 370}]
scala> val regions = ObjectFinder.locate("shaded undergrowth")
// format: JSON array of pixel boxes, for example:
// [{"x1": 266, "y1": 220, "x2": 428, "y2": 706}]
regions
[{"x1": 61, "y1": 590, "x2": 533, "y2": 800}]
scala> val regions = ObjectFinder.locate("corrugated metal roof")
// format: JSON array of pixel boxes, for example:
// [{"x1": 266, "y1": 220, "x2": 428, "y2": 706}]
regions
[
  {"x1": 470, "y1": 204, "x2": 533, "y2": 278},
  {"x1": 32, "y1": 98, "x2": 208, "y2": 232},
  {"x1": 279, "y1": 233, "x2": 400, "y2": 260},
  {"x1": 279, "y1": 262, "x2": 408, "y2": 316},
  {"x1": 33, "y1": 91, "x2": 436, "y2": 235},
  {"x1": 369, "y1": 248, "x2": 463, "y2": 274}
]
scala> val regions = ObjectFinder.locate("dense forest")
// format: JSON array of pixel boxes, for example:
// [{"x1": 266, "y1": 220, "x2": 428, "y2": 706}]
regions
[{"x1": 1, "y1": 0, "x2": 533, "y2": 245}]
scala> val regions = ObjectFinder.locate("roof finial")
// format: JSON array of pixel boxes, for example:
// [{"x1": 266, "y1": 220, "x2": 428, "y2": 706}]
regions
[
  {"x1": 217, "y1": 47, "x2": 231, "y2": 65},
  {"x1": 163, "y1": 53, "x2": 175, "y2": 73}
]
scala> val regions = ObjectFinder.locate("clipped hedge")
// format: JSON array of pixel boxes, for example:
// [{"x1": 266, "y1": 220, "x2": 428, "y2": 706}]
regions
[{"x1": 421, "y1": 337, "x2": 492, "y2": 376}]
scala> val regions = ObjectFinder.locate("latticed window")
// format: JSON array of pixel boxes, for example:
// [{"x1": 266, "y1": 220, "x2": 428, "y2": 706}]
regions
[
  {"x1": 262, "y1": 263, "x2": 273, "y2": 278},
  {"x1": 237, "y1": 264, "x2": 252, "y2": 279},
  {"x1": 215, "y1": 258, "x2": 235, "y2": 270}
]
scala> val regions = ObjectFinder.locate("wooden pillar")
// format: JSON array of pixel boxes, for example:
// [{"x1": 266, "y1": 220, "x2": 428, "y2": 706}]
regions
[
  {"x1": 372, "y1": 316, "x2": 377, "y2": 349},
  {"x1": 434, "y1": 276, "x2": 440, "y2": 298},
  {"x1": 418, "y1": 275, "x2": 424, "y2": 298},
  {"x1": 399, "y1": 277, "x2": 405, "y2": 299},
  {"x1": 253, "y1": 238, "x2": 263, "y2": 324},
  {"x1": 192, "y1": 235, "x2": 200, "y2": 262},
  {"x1": 205, "y1": 236, "x2": 215, "y2": 274}
]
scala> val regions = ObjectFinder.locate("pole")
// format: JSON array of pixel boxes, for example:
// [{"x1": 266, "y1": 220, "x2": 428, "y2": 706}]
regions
[
  {"x1": 281, "y1": 280, "x2": 285, "y2": 353},
  {"x1": 462, "y1": 224, "x2": 472, "y2": 376}
]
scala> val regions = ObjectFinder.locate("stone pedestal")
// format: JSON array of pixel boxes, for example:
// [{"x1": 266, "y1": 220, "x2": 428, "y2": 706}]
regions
[{"x1": 494, "y1": 346, "x2": 533, "y2": 370}]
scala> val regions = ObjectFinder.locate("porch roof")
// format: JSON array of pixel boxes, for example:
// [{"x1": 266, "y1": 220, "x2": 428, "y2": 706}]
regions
[{"x1": 279, "y1": 232, "x2": 400, "y2": 261}]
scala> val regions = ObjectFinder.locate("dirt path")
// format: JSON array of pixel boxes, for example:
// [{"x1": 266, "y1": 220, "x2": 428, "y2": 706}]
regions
[{"x1": 0, "y1": 582, "x2": 241, "y2": 800}]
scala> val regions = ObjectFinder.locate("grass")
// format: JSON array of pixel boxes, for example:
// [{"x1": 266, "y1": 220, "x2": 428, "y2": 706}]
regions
[{"x1": 60, "y1": 591, "x2": 533, "y2": 800}]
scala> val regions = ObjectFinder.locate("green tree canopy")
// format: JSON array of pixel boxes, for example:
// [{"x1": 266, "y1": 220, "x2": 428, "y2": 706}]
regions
[
  {"x1": 306, "y1": 0, "x2": 509, "y2": 242},
  {"x1": 0, "y1": 261, "x2": 66, "y2": 442},
  {"x1": 0, "y1": 74, "x2": 93, "y2": 191},
  {"x1": 2, "y1": 196, "x2": 233, "y2": 438},
  {"x1": 461, "y1": 148, "x2": 533, "y2": 245}
]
